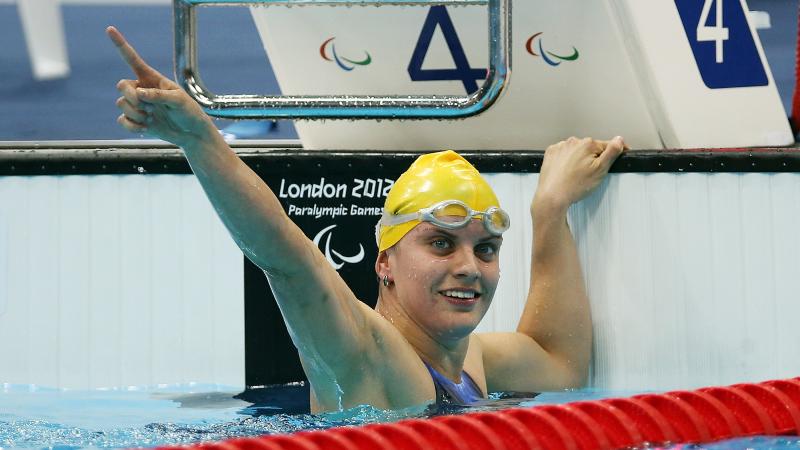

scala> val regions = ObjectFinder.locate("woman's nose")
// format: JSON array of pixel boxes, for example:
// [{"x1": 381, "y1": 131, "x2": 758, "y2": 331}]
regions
[{"x1": 453, "y1": 246, "x2": 480, "y2": 280}]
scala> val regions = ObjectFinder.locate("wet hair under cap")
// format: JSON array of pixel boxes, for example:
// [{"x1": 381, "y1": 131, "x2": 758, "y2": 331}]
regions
[{"x1": 376, "y1": 150, "x2": 501, "y2": 252}]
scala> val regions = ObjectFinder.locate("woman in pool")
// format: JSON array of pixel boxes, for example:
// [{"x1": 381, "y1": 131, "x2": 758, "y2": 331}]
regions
[{"x1": 107, "y1": 26, "x2": 625, "y2": 412}]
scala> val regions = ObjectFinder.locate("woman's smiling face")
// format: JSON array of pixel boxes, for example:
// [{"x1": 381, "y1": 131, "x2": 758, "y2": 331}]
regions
[{"x1": 385, "y1": 219, "x2": 502, "y2": 341}]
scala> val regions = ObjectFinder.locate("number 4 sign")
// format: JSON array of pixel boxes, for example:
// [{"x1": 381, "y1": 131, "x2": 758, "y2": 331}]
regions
[
  {"x1": 674, "y1": 0, "x2": 767, "y2": 89},
  {"x1": 407, "y1": 6, "x2": 487, "y2": 95}
]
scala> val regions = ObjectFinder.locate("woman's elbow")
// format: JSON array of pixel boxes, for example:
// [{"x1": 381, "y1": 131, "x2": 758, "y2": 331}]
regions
[{"x1": 558, "y1": 360, "x2": 590, "y2": 389}]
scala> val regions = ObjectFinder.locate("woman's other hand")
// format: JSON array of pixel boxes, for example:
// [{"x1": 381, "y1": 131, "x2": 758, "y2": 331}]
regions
[
  {"x1": 533, "y1": 136, "x2": 626, "y2": 214},
  {"x1": 107, "y1": 26, "x2": 215, "y2": 147}
]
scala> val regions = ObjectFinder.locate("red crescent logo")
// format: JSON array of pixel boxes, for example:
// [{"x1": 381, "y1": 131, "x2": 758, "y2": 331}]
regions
[
  {"x1": 319, "y1": 37, "x2": 335, "y2": 62},
  {"x1": 525, "y1": 32, "x2": 542, "y2": 56}
]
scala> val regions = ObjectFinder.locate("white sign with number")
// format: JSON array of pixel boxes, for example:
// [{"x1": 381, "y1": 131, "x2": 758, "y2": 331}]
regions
[{"x1": 250, "y1": 0, "x2": 791, "y2": 150}]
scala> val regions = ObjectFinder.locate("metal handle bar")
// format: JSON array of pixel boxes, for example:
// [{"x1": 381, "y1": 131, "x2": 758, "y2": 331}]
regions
[{"x1": 174, "y1": 0, "x2": 510, "y2": 119}]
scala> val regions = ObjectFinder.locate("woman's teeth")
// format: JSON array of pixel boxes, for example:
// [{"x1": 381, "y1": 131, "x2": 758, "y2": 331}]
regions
[{"x1": 442, "y1": 290, "x2": 477, "y2": 299}]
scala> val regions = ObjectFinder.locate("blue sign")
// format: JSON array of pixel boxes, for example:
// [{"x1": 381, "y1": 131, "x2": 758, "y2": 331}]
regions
[
  {"x1": 407, "y1": 6, "x2": 487, "y2": 95},
  {"x1": 674, "y1": 0, "x2": 767, "y2": 88}
]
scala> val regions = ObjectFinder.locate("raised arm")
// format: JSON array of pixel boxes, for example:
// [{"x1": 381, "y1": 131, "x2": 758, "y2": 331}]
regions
[
  {"x1": 107, "y1": 27, "x2": 380, "y2": 406},
  {"x1": 479, "y1": 136, "x2": 625, "y2": 392}
]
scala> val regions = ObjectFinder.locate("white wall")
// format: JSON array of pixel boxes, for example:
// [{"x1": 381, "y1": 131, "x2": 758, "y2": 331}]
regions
[
  {"x1": 481, "y1": 171, "x2": 800, "y2": 391},
  {"x1": 0, "y1": 174, "x2": 244, "y2": 390},
  {"x1": 1, "y1": 170, "x2": 798, "y2": 391}
]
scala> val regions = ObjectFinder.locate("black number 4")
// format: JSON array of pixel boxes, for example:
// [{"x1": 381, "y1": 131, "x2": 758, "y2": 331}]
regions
[{"x1": 407, "y1": 6, "x2": 487, "y2": 95}]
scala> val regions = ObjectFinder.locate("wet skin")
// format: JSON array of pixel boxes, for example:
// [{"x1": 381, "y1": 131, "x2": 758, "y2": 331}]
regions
[{"x1": 380, "y1": 220, "x2": 502, "y2": 346}]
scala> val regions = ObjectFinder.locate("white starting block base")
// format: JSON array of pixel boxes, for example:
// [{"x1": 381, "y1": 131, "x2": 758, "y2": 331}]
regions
[
  {"x1": 17, "y1": 0, "x2": 70, "y2": 80},
  {"x1": 251, "y1": 0, "x2": 794, "y2": 150}
]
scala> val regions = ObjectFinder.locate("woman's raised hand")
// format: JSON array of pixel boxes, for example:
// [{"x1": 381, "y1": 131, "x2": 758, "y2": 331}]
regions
[
  {"x1": 534, "y1": 136, "x2": 626, "y2": 214},
  {"x1": 107, "y1": 26, "x2": 215, "y2": 147}
]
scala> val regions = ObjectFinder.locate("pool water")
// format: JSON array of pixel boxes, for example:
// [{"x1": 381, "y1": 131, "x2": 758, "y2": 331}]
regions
[
  {"x1": 0, "y1": 383, "x2": 798, "y2": 449},
  {"x1": 667, "y1": 437, "x2": 800, "y2": 449}
]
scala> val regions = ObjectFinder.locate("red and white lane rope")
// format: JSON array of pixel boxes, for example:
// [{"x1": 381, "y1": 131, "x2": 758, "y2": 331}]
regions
[{"x1": 160, "y1": 377, "x2": 800, "y2": 450}]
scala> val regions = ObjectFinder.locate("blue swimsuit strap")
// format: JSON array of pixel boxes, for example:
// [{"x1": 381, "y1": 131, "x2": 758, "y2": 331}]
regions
[{"x1": 423, "y1": 361, "x2": 484, "y2": 406}]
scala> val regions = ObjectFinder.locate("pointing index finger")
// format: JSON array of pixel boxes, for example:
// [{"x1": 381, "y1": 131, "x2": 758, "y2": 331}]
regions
[{"x1": 106, "y1": 26, "x2": 157, "y2": 81}]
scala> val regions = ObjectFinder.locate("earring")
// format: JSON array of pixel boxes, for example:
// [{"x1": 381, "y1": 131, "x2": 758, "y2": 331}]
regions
[{"x1": 382, "y1": 275, "x2": 390, "y2": 287}]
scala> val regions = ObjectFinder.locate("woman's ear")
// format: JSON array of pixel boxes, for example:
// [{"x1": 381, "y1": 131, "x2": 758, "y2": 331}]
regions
[{"x1": 375, "y1": 250, "x2": 390, "y2": 279}]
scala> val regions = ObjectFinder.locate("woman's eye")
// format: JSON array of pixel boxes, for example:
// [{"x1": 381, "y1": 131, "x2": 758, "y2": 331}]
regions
[
  {"x1": 476, "y1": 243, "x2": 497, "y2": 257},
  {"x1": 431, "y1": 238, "x2": 451, "y2": 249}
]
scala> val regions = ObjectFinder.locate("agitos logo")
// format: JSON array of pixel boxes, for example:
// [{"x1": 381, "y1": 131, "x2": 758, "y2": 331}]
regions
[
  {"x1": 525, "y1": 32, "x2": 580, "y2": 67},
  {"x1": 313, "y1": 224, "x2": 365, "y2": 270},
  {"x1": 319, "y1": 37, "x2": 372, "y2": 71}
]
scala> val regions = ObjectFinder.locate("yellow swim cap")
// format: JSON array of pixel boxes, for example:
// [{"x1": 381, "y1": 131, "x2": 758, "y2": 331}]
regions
[{"x1": 377, "y1": 150, "x2": 501, "y2": 252}]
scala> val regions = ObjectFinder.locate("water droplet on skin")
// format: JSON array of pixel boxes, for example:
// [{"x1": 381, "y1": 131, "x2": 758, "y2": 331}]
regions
[{"x1": 336, "y1": 383, "x2": 345, "y2": 411}]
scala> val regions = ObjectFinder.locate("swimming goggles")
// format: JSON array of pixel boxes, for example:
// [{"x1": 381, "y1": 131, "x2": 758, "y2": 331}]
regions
[{"x1": 379, "y1": 200, "x2": 510, "y2": 236}]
